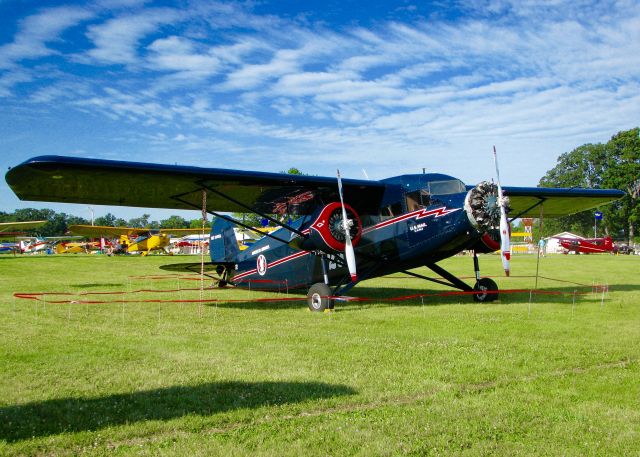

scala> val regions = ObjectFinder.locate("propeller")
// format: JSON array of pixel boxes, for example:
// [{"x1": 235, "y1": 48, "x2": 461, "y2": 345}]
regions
[
  {"x1": 493, "y1": 146, "x2": 511, "y2": 276},
  {"x1": 337, "y1": 170, "x2": 357, "y2": 282}
]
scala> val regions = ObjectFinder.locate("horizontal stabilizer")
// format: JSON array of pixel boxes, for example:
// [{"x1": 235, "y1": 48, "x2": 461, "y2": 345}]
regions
[{"x1": 159, "y1": 262, "x2": 225, "y2": 274}]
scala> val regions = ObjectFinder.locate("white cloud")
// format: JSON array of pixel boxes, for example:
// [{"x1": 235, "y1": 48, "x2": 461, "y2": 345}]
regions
[
  {"x1": 0, "y1": 69, "x2": 32, "y2": 96},
  {"x1": 0, "y1": 6, "x2": 93, "y2": 69},
  {"x1": 147, "y1": 36, "x2": 220, "y2": 76},
  {"x1": 84, "y1": 8, "x2": 184, "y2": 65}
]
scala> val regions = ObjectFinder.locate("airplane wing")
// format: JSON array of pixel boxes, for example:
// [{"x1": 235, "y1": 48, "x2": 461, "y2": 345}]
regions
[
  {"x1": 68, "y1": 225, "x2": 149, "y2": 237},
  {"x1": 502, "y1": 186, "x2": 625, "y2": 218},
  {"x1": 6, "y1": 155, "x2": 386, "y2": 215},
  {"x1": 0, "y1": 220, "x2": 47, "y2": 233},
  {"x1": 158, "y1": 228, "x2": 209, "y2": 235}
]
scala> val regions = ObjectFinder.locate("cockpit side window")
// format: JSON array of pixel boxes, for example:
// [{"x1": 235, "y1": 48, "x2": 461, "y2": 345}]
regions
[
  {"x1": 378, "y1": 201, "x2": 403, "y2": 220},
  {"x1": 405, "y1": 189, "x2": 430, "y2": 211}
]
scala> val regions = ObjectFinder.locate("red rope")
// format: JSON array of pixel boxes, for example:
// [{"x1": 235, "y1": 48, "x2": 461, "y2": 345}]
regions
[{"x1": 12, "y1": 285, "x2": 607, "y2": 306}]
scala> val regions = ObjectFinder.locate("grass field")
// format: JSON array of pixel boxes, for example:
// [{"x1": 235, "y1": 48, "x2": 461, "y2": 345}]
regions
[{"x1": 1, "y1": 253, "x2": 639, "y2": 456}]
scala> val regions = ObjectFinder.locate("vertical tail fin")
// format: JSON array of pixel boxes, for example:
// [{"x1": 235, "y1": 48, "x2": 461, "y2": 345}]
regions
[{"x1": 210, "y1": 217, "x2": 240, "y2": 263}]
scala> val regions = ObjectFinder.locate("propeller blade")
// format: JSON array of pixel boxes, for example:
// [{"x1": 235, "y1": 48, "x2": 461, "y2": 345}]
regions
[
  {"x1": 493, "y1": 146, "x2": 511, "y2": 276},
  {"x1": 337, "y1": 170, "x2": 357, "y2": 282}
]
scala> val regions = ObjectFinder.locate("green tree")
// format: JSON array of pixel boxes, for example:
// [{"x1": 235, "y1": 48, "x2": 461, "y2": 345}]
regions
[
  {"x1": 128, "y1": 214, "x2": 150, "y2": 228},
  {"x1": 602, "y1": 128, "x2": 640, "y2": 242},
  {"x1": 189, "y1": 218, "x2": 212, "y2": 229},
  {"x1": 281, "y1": 167, "x2": 304, "y2": 175},
  {"x1": 94, "y1": 213, "x2": 117, "y2": 227},
  {"x1": 160, "y1": 215, "x2": 189, "y2": 229},
  {"x1": 538, "y1": 143, "x2": 608, "y2": 236}
]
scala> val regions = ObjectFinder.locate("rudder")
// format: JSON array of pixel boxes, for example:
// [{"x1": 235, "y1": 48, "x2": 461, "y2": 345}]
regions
[{"x1": 210, "y1": 217, "x2": 240, "y2": 263}]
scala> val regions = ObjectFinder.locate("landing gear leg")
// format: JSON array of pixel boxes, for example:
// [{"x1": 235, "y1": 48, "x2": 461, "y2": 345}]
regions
[
  {"x1": 472, "y1": 251, "x2": 498, "y2": 302},
  {"x1": 215, "y1": 265, "x2": 230, "y2": 288}
]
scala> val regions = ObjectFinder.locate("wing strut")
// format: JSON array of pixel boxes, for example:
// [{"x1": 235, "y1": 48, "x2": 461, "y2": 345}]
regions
[
  {"x1": 171, "y1": 187, "x2": 302, "y2": 246},
  {"x1": 198, "y1": 182, "x2": 309, "y2": 237}
]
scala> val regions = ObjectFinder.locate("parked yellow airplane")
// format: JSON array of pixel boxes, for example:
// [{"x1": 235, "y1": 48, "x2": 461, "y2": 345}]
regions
[
  {"x1": 68, "y1": 225, "x2": 205, "y2": 255},
  {"x1": 55, "y1": 240, "x2": 100, "y2": 254}
]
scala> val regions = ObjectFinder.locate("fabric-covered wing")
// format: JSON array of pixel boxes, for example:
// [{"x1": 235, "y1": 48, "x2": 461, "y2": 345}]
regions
[
  {"x1": 158, "y1": 228, "x2": 209, "y2": 235},
  {"x1": 69, "y1": 225, "x2": 206, "y2": 237},
  {"x1": 6, "y1": 156, "x2": 386, "y2": 215},
  {"x1": 68, "y1": 225, "x2": 149, "y2": 237},
  {"x1": 0, "y1": 220, "x2": 47, "y2": 233},
  {"x1": 503, "y1": 186, "x2": 625, "y2": 218}
]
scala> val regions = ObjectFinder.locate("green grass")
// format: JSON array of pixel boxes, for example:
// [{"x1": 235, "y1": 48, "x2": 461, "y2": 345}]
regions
[{"x1": 1, "y1": 253, "x2": 639, "y2": 456}]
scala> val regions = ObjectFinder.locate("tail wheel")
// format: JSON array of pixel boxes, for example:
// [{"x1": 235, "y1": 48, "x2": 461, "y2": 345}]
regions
[
  {"x1": 307, "y1": 283, "x2": 334, "y2": 312},
  {"x1": 473, "y1": 277, "x2": 498, "y2": 302}
]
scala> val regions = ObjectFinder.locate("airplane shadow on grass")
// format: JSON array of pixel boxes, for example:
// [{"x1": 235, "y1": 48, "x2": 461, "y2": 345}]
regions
[
  {"x1": 0, "y1": 381, "x2": 356, "y2": 442},
  {"x1": 202, "y1": 283, "x2": 640, "y2": 310}
]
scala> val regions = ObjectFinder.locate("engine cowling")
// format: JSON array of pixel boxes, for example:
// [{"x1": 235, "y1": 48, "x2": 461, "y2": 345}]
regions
[
  {"x1": 465, "y1": 181, "x2": 511, "y2": 253},
  {"x1": 304, "y1": 202, "x2": 362, "y2": 253}
]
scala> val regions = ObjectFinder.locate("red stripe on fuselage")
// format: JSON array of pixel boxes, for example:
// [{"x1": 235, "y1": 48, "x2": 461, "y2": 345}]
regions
[{"x1": 362, "y1": 206, "x2": 460, "y2": 234}]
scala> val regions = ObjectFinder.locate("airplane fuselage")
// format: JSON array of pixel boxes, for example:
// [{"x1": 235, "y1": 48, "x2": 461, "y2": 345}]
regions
[{"x1": 217, "y1": 173, "x2": 482, "y2": 290}]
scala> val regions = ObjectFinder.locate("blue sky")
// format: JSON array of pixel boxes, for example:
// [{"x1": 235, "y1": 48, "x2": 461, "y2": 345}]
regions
[{"x1": 1, "y1": 0, "x2": 639, "y2": 221}]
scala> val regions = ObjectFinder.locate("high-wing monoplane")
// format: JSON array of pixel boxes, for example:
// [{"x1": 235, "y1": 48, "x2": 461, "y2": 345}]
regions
[
  {"x1": 68, "y1": 225, "x2": 206, "y2": 255},
  {"x1": 556, "y1": 235, "x2": 614, "y2": 254},
  {"x1": 6, "y1": 155, "x2": 624, "y2": 310}
]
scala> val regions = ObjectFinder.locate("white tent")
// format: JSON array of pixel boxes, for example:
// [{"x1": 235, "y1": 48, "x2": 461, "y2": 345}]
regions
[{"x1": 546, "y1": 232, "x2": 584, "y2": 254}]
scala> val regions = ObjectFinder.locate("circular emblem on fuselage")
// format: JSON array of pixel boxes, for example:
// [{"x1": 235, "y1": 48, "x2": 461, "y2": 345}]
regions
[{"x1": 256, "y1": 254, "x2": 268, "y2": 276}]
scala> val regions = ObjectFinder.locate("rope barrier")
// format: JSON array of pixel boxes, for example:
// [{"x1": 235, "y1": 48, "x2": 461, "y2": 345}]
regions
[{"x1": 12, "y1": 284, "x2": 608, "y2": 306}]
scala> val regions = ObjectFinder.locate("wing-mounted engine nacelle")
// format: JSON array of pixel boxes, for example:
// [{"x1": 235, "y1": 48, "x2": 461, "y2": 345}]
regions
[
  {"x1": 464, "y1": 181, "x2": 510, "y2": 253},
  {"x1": 301, "y1": 202, "x2": 363, "y2": 253}
]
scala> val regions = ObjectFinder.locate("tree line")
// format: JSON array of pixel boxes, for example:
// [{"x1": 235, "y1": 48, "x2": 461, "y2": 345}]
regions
[{"x1": 0, "y1": 209, "x2": 210, "y2": 238}]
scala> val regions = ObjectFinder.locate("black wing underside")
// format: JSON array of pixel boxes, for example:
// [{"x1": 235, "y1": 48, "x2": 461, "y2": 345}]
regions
[{"x1": 6, "y1": 156, "x2": 386, "y2": 215}]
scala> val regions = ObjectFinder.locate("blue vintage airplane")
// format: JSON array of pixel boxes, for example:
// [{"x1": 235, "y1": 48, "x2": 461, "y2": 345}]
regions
[{"x1": 5, "y1": 155, "x2": 623, "y2": 311}]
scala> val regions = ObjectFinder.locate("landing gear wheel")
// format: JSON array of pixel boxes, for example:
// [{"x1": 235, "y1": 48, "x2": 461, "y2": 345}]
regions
[
  {"x1": 473, "y1": 277, "x2": 498, "y2": 302},
  {"x1": 307, "y1": 283, "x2": 334, "y2": 312}
]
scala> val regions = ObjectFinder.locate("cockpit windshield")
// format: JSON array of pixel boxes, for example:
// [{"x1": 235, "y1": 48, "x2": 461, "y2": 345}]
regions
[{"x1": 426, "y1": 179, "x2": 466, "y2": 195}]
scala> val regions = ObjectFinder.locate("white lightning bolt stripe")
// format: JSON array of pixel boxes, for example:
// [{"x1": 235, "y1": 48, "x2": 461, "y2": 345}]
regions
[{"x1": 362, "y1": 206, "x2": 460, "y2": 234}]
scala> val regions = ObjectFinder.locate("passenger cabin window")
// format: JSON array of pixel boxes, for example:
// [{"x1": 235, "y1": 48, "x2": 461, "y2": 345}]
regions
[{"x1": 378, "y1": 202, "x2": 403, "y2": 220}]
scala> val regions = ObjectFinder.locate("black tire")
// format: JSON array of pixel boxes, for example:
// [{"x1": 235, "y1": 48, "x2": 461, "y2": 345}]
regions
[
  {"x1": 307, "y1": 283, "x2": 333, "y2": 312},
  {"x1": 473, "y1": 277, "x2": 498, "y2": 302}
]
